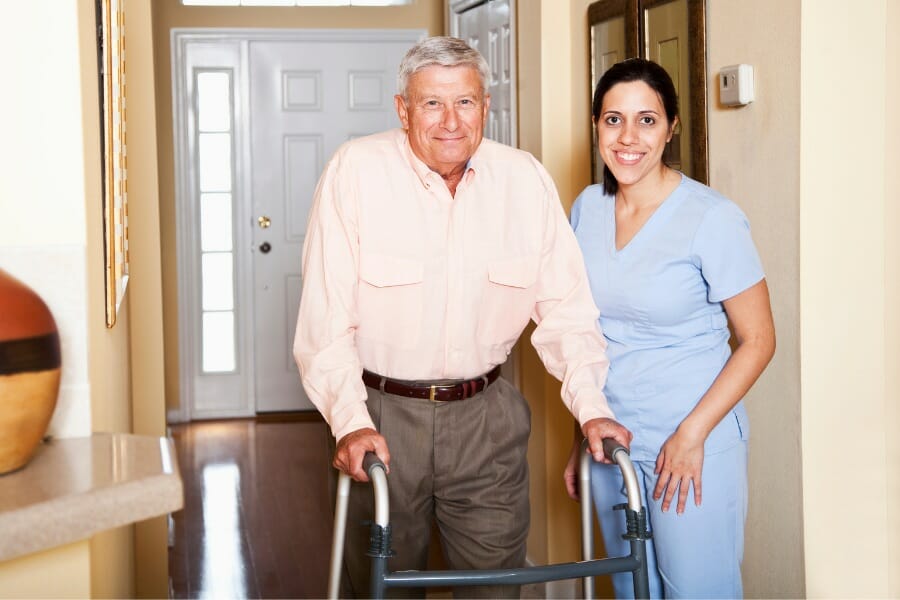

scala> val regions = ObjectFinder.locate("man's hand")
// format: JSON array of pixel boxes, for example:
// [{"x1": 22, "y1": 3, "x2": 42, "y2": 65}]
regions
[
  {"x1": 333, "y1": 427, "x2": 391, "y2": 482},
  {"x1": 582, "y1": 417, "x2": 632, "y2": 464},
  {"x1": 563, "y1": 436, "x2": 583, "y2": 501}
]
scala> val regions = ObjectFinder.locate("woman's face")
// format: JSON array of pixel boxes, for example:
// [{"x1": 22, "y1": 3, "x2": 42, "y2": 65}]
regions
[{"x1": 595, "y1": 80, "x2": 676, "y2": 190}]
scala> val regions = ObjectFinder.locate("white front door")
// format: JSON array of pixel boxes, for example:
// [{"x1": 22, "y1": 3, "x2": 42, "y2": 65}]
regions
[
  {"x1": 248, "y1": 33, "x2": 422, "y2": 412},
  {"x1": 172, "y1": 30, "x2": 424, "y2": 420}
]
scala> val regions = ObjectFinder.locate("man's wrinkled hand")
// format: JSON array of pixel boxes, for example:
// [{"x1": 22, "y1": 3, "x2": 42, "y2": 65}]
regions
[
  {"x1": 333, "y1": 428, "x2": 390, "y2": 482},
  {"x1": 582, "y1": 418, "x2": 632, "y2": 464},
  {"x1": 563, "y1": 437, "x2": 583, "y2": 501}
]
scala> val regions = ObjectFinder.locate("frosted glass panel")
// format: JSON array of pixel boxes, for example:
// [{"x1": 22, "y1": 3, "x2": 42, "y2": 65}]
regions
[
  {"x1": 202, "y1": 312, "x2": 236, "y2": 372},
  {"x1": 197, "y1": 72, "x2": 232, "y2": 133},
  {"x1": 202, "y1": 253, "x2": 234, "y2": 311},
  {"x1": 201, "y1": 193, "x2": 233, "y2": 252},
  {"x1": 198, "y1": 133, "x2": 232, "y2": 192}
]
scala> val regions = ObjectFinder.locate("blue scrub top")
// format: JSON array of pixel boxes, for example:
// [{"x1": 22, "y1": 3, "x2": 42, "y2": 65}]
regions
[{"x1": 571, "y1": 174, "x2": 765, "y2": 461}]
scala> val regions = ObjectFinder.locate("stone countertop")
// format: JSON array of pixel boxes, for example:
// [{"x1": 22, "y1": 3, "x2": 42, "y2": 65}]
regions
[{"x1": 0, "y1": 433, "x2": 183, "y2": 562}]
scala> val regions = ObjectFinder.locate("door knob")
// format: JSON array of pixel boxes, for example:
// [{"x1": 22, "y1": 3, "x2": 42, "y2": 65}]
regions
[
  {"x1": 259, "y1": 242, "x2": 271, "y2": 254},
  {"x1": 257, "y1": 215, "x2": 272, "y2": 229}
]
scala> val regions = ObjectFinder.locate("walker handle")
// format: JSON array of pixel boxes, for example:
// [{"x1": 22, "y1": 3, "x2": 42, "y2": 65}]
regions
[
  {"x1": 363, "y1": 452, "x2": 387, "y2": 478},
  {"x1": 602, "y1": 437, "x2": 628, "y2": 462}
]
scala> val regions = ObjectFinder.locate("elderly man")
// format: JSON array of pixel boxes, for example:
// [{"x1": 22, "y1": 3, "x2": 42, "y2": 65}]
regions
[{"x1": 293, "y1": 36, "x2": 630, "y2": 598}]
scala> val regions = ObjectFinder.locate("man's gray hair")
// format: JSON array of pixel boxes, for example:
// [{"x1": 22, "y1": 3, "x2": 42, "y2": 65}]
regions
[{"x1": 397, "y1": 36, "x2": 491, "y2": 99}]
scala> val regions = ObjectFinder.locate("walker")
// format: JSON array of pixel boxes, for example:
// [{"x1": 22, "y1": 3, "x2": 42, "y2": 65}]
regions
[{"x1": 328, "y1": 438, "x2": 651, "y2": 599}]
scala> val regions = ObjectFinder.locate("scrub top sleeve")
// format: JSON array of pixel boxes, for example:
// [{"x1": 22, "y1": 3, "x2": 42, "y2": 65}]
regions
[{"x1": 693, "y1": 201, "x2": 765, "y2": 303}]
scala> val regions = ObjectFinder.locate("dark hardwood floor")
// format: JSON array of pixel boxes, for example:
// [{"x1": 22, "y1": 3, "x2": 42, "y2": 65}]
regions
[
  {"x1": 168, "y1": 415, "x2": 334, "y2": 599},
  {"x1": 167, "y1": 416, "x2": 550, "y2": 599}
]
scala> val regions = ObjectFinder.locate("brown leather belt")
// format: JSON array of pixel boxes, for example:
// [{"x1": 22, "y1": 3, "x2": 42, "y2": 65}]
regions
[{"x1": 362, "y1": 366, "x2": 502, "y2": 402}]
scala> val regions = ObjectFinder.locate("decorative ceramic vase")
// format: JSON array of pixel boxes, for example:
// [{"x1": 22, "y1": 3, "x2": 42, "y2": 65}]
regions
[{"x1": 0, "y1": 269, "x2": 61, "y2": 475}]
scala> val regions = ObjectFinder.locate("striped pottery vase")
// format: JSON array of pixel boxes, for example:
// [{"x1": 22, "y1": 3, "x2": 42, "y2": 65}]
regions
[{"x1": 0, "y1": 269, "x2": 61, "y2": 475}]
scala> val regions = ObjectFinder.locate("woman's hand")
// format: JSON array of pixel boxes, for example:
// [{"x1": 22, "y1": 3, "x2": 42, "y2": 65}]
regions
[
  {"x1": 653, "y1": 424, "x2": 705, "y2": 514},
  {"x1": 563, "y1": 436, "x2": 583, "y2": 501}
]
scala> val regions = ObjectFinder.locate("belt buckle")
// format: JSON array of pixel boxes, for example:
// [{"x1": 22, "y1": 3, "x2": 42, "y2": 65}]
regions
[{"x1": 429, "y1": 384, "x2": 453, "y2": 402}]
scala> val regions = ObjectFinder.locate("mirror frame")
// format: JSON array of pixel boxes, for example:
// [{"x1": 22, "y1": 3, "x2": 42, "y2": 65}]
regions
[{"x1": 588, "y1": 0, "x2": 708, "y2": 185}]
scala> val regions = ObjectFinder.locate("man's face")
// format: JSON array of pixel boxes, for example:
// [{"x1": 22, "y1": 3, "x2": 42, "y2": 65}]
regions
[{"x1": 395, "y1": 65, "x2": 490, "y2": 177}]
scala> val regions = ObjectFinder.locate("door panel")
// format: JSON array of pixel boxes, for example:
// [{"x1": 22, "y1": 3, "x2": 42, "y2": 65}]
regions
[{"x1": 453, "y1": 0, "x2": 516, "y2": 147}]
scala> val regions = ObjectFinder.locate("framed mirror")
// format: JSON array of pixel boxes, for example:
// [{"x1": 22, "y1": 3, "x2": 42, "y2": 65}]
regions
[{"x1": 588, "y1": 0, "x2": 708, "y2": 185}]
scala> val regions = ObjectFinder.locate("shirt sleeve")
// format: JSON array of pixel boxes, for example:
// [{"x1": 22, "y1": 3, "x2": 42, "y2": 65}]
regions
[
  {"x1": 292, "y1": 149, "x2": 375, "y2": 442},
  {"x1": 692, "y1": 200, "x2": 765, "y2": 303},
  {"x1": 527, "y1": 158, "x2": 617, "y2": 425}
]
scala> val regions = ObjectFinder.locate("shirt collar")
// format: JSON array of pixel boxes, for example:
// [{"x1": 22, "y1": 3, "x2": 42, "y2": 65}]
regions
[{"x1": 397, "y1": 129, "x2": 482, "y2": 189}]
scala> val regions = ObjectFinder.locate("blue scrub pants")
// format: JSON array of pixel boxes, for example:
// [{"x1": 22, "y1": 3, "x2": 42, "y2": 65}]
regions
[{"x1": 590, "y1": 441, "x2": 748, "y2": 599}]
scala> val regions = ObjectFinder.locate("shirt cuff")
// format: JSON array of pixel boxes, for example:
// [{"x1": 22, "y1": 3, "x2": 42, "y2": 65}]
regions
[
  {"x1": 330, "y1": 400, "x2": 377, "y2": 443},
  {"x1": 570, "y1": 391, "x2": 617, "y2": 427}
]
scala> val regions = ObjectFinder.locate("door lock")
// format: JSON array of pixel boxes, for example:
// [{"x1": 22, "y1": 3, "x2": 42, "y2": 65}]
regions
[
  {"x1": 259, "y1": 242, "x2": 272, "y2": 254},
  {"x1": 257, "y1": 215, "x2": 272, "y2": 229}
]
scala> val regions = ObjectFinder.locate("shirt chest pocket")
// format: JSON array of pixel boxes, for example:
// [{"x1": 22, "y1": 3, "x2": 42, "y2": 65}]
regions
[
  {"x1": 357, "y1": 254, "x2": 424, "y2": 349},
  {"x1": 476, "y1": 256, "x2": 539, "y2": 347}
]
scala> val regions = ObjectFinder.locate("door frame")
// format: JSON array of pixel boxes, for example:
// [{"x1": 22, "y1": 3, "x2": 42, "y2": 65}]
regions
[{"x1": 169, "y1": 29, "x2": 425, "y2": 423}]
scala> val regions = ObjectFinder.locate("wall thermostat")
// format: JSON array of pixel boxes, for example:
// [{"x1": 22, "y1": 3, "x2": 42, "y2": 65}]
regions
[{"x1": 719, "y1": 64, "x2": 754, "y2": 107}]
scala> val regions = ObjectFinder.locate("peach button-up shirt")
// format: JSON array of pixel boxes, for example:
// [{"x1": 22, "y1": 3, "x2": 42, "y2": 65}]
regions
[{"x1": 293, "y1": 129, "x2": 615, "y2": 442}]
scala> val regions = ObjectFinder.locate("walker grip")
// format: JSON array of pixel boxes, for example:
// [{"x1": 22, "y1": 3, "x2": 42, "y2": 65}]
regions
[
  {"x1": 602, "y1": 437, "x2": 628, "y2": 461},
  {"x1": 363, "y1": 452, "x2": 387, "y2": 479}
]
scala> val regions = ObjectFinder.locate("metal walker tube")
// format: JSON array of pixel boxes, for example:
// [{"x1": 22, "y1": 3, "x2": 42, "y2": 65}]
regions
[
  {"x1": 581, "y1": 438, "x2": 648, "y2": 598},
  {"x1": 327, "y1": 455, "x2": 390, "y2": 600}
]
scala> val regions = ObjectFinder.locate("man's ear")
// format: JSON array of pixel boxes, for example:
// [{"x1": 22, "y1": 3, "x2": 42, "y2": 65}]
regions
[{"x1": 395, "y1": 94, "x2": 409, "y2": 129}]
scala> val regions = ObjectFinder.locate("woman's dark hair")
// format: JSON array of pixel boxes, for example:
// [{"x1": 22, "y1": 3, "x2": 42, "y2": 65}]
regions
[{"x1": 592, "y1": 58, "x2": 679, "y2": 195}]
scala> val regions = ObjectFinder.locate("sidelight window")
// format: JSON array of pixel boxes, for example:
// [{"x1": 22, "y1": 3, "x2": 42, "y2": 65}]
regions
[{"x1": 196, "y1": 70, "x2": 237, "y2": 373}]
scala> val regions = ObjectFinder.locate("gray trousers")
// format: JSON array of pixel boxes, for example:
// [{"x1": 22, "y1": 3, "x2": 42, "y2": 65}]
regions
[{"x1": 339, "y1": 377, "x2": 531, "y2": 599}]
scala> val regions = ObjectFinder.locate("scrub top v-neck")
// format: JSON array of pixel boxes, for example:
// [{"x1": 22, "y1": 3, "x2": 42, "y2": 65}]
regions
[{"x1": 571, "y1": 174, "x2": 765, "y2": 461}]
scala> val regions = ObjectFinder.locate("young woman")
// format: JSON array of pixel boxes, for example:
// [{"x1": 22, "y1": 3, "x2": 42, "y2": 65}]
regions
[{"x1": 564, "y1": 59, "x2": 775, "y2": 598}]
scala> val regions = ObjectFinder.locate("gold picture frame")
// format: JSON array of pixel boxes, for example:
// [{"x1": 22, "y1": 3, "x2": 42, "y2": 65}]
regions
[{"x1": 98, "y1": 0, "x2": 129, "y2": 328}]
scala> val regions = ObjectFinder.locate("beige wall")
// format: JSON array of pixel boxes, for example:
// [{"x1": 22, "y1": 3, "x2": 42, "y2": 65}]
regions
[
  {"x1": 0, "y1": 542, "x2": 91, "y2": 600},
  {"x1": 540, "y1": 0, "x2": 596, "y2": 571},
  {"x1": 706, "y1": 0, "x2": 804, "y2": 596},
  {"x1": 800, "y1": 0, "x2": 896, "y2": 596},
  {"x1": 152, "y1": 0, "x2": 445, "y2": 416},
  {"x1": 515, "y1": 0, "x2": 549, "y2": 568},
  {"x1": 0, "y1": 0, "x2": 95, "y2": 440},
  {"x1": 887, "y1": 2, "x2": 900, "y2": 594},
  {"x1": 0, "y1": 0, "x2": 159, "y2": 596}
]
